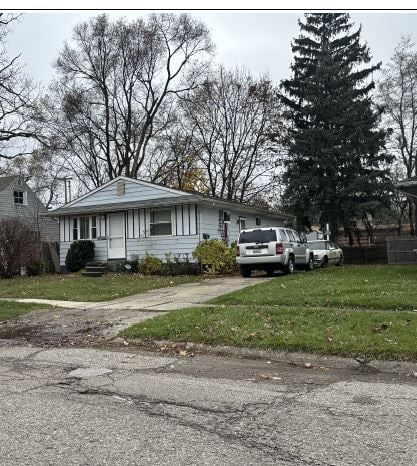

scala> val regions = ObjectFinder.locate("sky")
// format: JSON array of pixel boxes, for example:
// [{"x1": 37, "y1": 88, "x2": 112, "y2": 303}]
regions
[{"x1": 5, "y1": 11, "x2": 417, "y2": 88}]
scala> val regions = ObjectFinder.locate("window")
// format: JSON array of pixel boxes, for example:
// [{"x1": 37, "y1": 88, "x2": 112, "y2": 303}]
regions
[
  {"x1": 73, "y1": 218, "x2": 78, "y2": 240},
  {"x1": 223, "y1": 211, "x2": 231, "y2": 223},
  {"x1": 238, "y1": 216, "x2": 247, "y2": 231},
  {"x1": 255, "y1": 217, "x2": 261, "y2": 227},
  {"x1": 286, "y1": 230, "x2": 296, "y2": 242},
  {"x1": 150, "y1": 209, "x2": 172, "y2": 236},
  {"x1": 13, "y1": 191, "x2": 26, "y2": 205},
  {"x1": 72, "y1": 216, "x2": 98, "y2": 241},
  {"x1": 238, "y1": 229, "x2": 277, "y2": 244},
  {"x1": 279, "y1": 229, "x2": 289, "y2": 242},
  {"x1": 91, "y1": 216, "x2": 97, "y2": 239},
  {"x1": 80, "y1": 217, "x2": 89, "y2": 239}
]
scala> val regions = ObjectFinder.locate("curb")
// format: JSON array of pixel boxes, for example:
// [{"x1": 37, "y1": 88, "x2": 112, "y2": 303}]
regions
[{"x1": 116, "y1": 338, "x2": 417, "y2": 376}]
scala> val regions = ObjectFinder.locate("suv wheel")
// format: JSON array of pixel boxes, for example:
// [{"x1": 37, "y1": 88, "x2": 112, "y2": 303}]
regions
[
  {"x1": 322, "y1": 256, "x2": 328, "y2": 268},
  {"x1": 305, "y1": 254, "x2": 314, "y2": 272},
  {"x1": 240, "y1": 266, "x2": 252, "y2": 278},
  {"x1": 284, "y1": 256, "x2": 295, "y2": 275}
]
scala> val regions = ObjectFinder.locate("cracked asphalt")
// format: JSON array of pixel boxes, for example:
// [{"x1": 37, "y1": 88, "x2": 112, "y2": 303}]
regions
[{"x1": 1, "y1": 345, "x2": 417, "y2": 465}]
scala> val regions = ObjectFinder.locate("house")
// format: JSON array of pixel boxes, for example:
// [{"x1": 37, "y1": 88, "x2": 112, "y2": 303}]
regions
[
  {"x1": 396, "y1": 177, "x2": 417, "y2": 200},
  {"x1": 47, "y1": 176, "x2": 292, "y2": 272},
  {"x1": 0, "y1": 175, "x2": 59, "y2": 242}
]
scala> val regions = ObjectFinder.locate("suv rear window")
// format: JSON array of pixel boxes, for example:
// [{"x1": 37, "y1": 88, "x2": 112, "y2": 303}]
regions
[{"x1": 238, "y1": 229, "x2": 277, "y2": 244}]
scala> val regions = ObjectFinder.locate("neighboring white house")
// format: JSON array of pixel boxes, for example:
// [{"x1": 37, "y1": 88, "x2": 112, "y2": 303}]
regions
[
  {"x1": 0, "y1": 175, "x2": 59, "y2": 242},
  {"x1": 47, "y1": 176, "x2": 292, "y2": 272}
]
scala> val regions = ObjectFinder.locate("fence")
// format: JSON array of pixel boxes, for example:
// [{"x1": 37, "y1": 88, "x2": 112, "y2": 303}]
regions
[
  {"x1": 341, "y1": 244, "x2": 387, "y2": 265},
  {"x1": 386, "y1": 237, "x2": 417, "y2": 265}
]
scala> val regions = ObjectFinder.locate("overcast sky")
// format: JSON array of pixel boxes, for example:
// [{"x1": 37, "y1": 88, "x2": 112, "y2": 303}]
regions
[{"x1": 6, "y1": 11, "x2": 417, "y2": 86}]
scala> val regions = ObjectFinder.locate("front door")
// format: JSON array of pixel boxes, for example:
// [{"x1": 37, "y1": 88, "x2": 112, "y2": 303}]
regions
[{"x1": 107, "y1": 212, "x2": 125, "y2": 259}]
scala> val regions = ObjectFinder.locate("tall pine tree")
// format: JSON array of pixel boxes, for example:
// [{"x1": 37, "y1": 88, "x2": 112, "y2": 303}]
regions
[{"x1": 281, "y1": 13, "x2": 392, "y2": 244}]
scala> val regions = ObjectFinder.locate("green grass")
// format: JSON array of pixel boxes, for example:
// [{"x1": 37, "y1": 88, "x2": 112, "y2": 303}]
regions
[
  {"x1": 0, "y1": 274, "x2": 202, "y2": 302},
  {"x1": 0, "y1": 302, "x2": 52, "y2": 320},
  {"x1": 121, "y1": 265, "x2": 417, "y2": 360},
  {"x1": 212, "y1": 265, "x2": 417, "y2": 311}
]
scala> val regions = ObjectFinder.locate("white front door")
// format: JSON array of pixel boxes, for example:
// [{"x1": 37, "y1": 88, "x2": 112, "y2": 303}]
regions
[{"x1": 107, "y1": 212, "x2": 125, "y2": 259}]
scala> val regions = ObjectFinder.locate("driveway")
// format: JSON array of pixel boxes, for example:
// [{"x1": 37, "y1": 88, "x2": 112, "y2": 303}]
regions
[{"x1": 0, "y1": 276, "x2": 270, "y2": 347}]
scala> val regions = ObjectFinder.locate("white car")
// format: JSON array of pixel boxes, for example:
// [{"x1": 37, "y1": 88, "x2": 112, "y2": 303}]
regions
[{"x1": 307, "y1": 240, "x2": 344, "y2": 267}]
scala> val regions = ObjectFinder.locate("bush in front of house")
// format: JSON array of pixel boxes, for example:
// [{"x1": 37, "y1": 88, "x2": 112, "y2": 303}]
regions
[
  {"x1": 0, "y1": 218, "x2": 42, "y2": 278},
  {"x1": 139, "y1": 254, "x2": 163, "y2": 275},
  {"x1": 27, "y1": 256, "x2": 49, "y2": 276},
  {"x1": 107, "y1": 259, "x2": 139, "y2": 274},
  {"x1": 192, "y1": 239, "x2": 237, "y2": 275},
  {"x1": 161, "y1": 253, "x2": 200, "y2": 276},
  {"x1": 65, "y1": 240, "x2": 95, "y2": 272}
]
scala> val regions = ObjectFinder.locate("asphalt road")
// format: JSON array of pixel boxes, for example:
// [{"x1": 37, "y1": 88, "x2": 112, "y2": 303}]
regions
[{"x1": 1, "y1": 345, "x2": 417, "y2": 465}]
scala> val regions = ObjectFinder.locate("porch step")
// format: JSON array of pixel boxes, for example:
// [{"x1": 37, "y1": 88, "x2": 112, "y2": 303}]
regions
[
  {"x1": 82, "y1": 271, "x2": 105, "y2": 278},
  {"x1": 82, "y1": 262, "x2": 108, "y2": 277},
  {"x1": 84, "y1": 266, "x2": 108, "y2": 273}
]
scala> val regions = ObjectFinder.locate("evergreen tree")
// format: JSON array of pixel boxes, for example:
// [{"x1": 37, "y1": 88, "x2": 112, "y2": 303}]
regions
[{"x1": 281, "y1": 13, "x2": 392, "y2": 243}]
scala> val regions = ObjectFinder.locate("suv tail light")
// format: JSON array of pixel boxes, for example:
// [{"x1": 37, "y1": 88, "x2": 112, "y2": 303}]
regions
[
  {"x1": 236, "y1": 247, "x2": 240, "y2": 257},
  {"x1": 276, "y1": 243, "x2": 283, "y2": 254}
]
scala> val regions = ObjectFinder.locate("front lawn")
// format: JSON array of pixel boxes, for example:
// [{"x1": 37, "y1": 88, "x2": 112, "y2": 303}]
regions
[
  {"x1": 0, "y1": 302, "x2": 53, "y2": 320},
  {"x1": 212, "y1": 265, "x2": 417, "y2": 311},
  {"x1": 121, "y1": 265, "x2": 417, "y2": 360},
  {"x1": 0, "y1": 274, "x2": 203, "y2": 302}
]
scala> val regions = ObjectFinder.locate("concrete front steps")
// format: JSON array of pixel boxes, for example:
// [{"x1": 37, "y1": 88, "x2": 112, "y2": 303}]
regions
[{"x1": 82, "y1": 262, "x2": 108, "y2": 278}]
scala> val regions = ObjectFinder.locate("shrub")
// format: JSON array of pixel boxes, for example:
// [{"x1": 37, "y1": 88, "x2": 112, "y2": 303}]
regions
[
  {"x1": 27, "y1": 256, "x2": 49, "y2": 276},
  {"x1": 107, "y1": 259, "x2": 138, "y2": 273},
  {"x1": 139, "y1": 254, "x2": 163, "y2": 275},
  {"x1": 0, "y1": 218, "x2": 41, "y2": 278},
  {"x1": 65, "y1": 240, "x2": 95, "y2": 272},
  {"x1": 161, "y1": 253, "x2": 200, "y2": 276},
  {"x1": 192, "y1": 239, "x2": 237, "y2": 275}
]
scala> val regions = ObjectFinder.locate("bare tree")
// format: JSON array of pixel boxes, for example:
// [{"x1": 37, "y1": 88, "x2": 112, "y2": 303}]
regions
[
  {"x1": 379, "y1": 36, "x2": 417, "y2": 234},
  {"x1": 142, "y1": 113, "x2": 207, "y2": 192},
  {"x1": 181, "y1": 66, "x2": 283, "y2": 204},
  {"x1": 0, "y1": 13, "x2": 42, "y2": 165},
  {"x1": 46, "y1": 13, "x2": 213, "y2": 188}
]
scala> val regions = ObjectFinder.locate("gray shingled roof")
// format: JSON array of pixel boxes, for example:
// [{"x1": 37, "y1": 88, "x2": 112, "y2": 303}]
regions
[
  {"x1": 45, "y1": 194, "x2": 292, "y2": 220},
  {"x1": 396, "y1": 177, "x2": 417, "y2": 199},
  {"x1": 0, "y1": 175, "x2": 18, "y2": 192}
]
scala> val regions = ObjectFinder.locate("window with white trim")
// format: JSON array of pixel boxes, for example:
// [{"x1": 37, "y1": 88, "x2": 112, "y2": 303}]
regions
[
  {"x1": 150, "y1": 209, "x2": 172, "y2": 236},
  {"x1": 72, "y1": 216, "x2": 98, "y2": 240},
  {"x1": 255, "y1": 217, "x2": 261, "y2": 226},
  {"x1": 13, "y1": 191, "x2": 26, "y2": 205},
  {"x1": 238, "y1": 216, "x2": 247, "y2": 231}
]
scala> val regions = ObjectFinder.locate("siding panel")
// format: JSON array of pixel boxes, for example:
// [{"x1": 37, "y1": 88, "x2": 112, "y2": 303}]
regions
[{"x1": 71, "y1": 179, "x2": 190, "y2": 208}]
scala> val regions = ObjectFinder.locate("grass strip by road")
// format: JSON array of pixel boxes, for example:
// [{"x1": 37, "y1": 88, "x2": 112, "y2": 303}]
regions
[
  {"x1": 0, "y1": 302, "x2": 53, "y2": 320},
  {"x1": 120, "y1": 304, "x2": 417, "y2": 360},
  {"x1": 211, "y1": 265, "x2": 417, "y2": 311},
  {"x1": 0, "y1": 274, "x2": 203, "y2": 302}
]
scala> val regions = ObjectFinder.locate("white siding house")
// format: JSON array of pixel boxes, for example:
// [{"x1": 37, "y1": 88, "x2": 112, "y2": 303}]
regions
[
  {"x1": 0, "y1": 175, "x2": 59, "y2": 242},
  {"x1": 47, "y1": 176, "x2": 292, "y2": 271}
]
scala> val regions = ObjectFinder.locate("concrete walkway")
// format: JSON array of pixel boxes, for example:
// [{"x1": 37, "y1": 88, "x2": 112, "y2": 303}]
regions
[{"x1": 1, "y1": 276, "x2": 271, "y2": 312}]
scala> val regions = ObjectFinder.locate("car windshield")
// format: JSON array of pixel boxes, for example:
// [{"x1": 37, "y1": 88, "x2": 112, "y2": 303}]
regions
[
  {"x1": 238, "y1": 229, "x2": 277, "y2": 244},
  {"x1": 308, "y1": 241, "x2": 327, "y2": 250}
]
